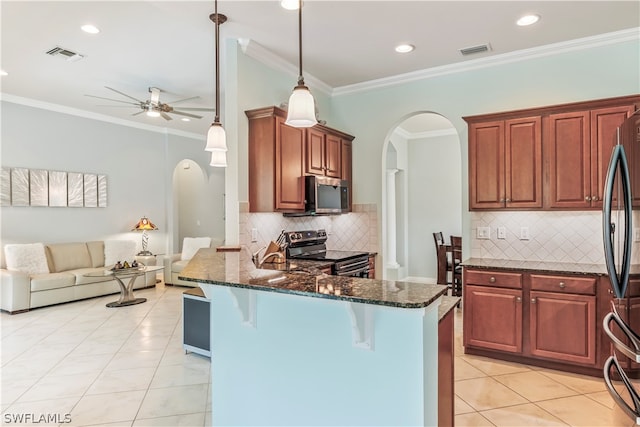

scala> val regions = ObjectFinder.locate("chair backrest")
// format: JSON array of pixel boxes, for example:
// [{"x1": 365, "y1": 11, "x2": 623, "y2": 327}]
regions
[
  {"x1": 433, "y1": 232, "x2": 445, "y2": 249},
  {"x1": 450, "y1": 235, "x2": 462, "y2": 263}
]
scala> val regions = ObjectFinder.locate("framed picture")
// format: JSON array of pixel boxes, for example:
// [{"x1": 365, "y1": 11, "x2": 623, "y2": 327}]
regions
[
  {"x1": 83, "y1": 173, "x2": 97, "y2": 207},
  {"x1": 29, "y1": 169, "x2": 48, "y2": 207},
  {"x1": 11, "y1": 168, "x2": 30, "y2": 206},
  {"x1": 68, "y1": 172, "x2": 84, "y2": 207},
  {"x1": 1, "y1": 167, "x2": 11, "y2": 206},
  {"x1": 98, "y1": 174, "x2": 107, "y2": 207},
  {"x1": 49, "y1": 171, "x2": 67, "y2": 207}
]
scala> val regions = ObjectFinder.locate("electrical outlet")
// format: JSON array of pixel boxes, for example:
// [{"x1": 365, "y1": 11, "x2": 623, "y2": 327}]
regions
[
  {"x1": 497, "y1": 227, "x2": 506, "y2": 239},
  {"x1": 635, "y1": 228, "x2": 640, "y2": 242},
  {"x1": 477, "y1": 226, "x2": 490, "y2": 239},
  {"x1": 520, "y1": 227, "x2": 530, "y2": 240},
  {"x1": 251, "y1": 228, "x2": 258, "y2": 242}
]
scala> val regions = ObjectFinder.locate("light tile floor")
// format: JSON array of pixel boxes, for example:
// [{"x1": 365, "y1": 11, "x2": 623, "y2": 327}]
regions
[{"x1": 1, "y1": 281, "x2": 637, "y2": 426}]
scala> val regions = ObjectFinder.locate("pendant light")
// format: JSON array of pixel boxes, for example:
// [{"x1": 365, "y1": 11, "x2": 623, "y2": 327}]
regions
[
  {"x1": 285, "y1": 0, "x2": 317, "y2": 128},
  {"x1": 205, "y1": 0, "x2": 228, "y2": 164}
]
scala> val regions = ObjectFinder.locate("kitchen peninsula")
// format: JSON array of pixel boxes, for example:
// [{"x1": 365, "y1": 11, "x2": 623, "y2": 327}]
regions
[{"x1": 179, "y1": 248, "x2": 448, "y2": 426}]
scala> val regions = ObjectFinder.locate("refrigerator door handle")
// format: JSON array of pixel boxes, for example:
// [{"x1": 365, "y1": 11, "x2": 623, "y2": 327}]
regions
[
  {"x1": 602, "y1": 143, "x2": 633, "y2": 299},
  {"x1": 603, "y1": 308, "x2": 640, "y2": 363},
  {"x1": 604, "y1": 355, "x2": 640, "y2": 425}
]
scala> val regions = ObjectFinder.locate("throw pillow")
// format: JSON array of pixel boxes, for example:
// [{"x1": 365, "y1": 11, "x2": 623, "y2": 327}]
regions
[
  {"x1": 4, "y1": 243, "x2": 50, "y2": 274},
  {"x1": 181, "y1": 237, "x2": 212, "y2": 261},
  {"x1": 104, "y1": 240, "x2": 136, "y2": 267}
]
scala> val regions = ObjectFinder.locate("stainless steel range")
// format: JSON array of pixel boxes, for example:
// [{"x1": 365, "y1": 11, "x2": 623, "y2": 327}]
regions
[{"x1": 285, "y1": 229, "x2": 370, "y2": 277}]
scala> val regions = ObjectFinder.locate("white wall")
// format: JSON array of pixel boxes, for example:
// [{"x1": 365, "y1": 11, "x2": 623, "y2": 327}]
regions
[{"x1": 0, "y1": 100, "x2": 217, "y2": 258}]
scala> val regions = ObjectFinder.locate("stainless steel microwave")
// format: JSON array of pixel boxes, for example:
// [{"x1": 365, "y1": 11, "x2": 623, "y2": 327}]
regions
[{"x1": 305, "y1": 176, "x2": 349, "y2": 214}]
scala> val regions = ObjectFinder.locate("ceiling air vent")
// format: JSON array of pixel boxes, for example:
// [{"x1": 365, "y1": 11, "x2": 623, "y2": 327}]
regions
[
  {"x1": 459, "y1": 43, "x2": 491, "y2": 56},
  {"x1": 45, "y1": 46, "x2": 85, "y2": 62}
]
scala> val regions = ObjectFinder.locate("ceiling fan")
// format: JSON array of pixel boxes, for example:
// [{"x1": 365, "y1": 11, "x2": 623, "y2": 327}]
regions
[{"x1": 85, "y1": 86, "x2": 214, "y2": 121}]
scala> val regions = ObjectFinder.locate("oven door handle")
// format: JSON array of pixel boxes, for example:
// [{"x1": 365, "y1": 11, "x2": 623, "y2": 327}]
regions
[
  {"x1": 335, "y1": 259, "x2": 369, "y2": 271},
  {"x1": 335, "y1": 265, "x2": 369, "y2": 277}
]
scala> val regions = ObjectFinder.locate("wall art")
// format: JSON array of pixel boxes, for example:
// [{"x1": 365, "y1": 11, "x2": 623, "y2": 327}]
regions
[
  {"x1": 83, "y1": 174, "x2": 97, "y2": 207},
  {"x1": 29, "y1": 169, "x2": 48, "y2": 207},
  {"x1": 98, "y1": 175, "x2": 107, "y2": 207},
  {"x1": 49, "y1": 171, "x2": 67, "y2": 207},
  {"x1": 11, "y1": 168, "x2": 29, "y2": 206},
  {"x1": 68, "y1": 172, "x2": 84, "y2": 207},
  {"x1": 1, "y1": 167, "x2": 11, "y2": 206}
]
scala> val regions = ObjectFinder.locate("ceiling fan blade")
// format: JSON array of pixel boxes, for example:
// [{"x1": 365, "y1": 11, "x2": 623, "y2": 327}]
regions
[
  {"x1": 170, "y1": 96, "x2": 200, "y2": 105},
  {"x1": 131, "y1": 110, "x2": 145, "y2": 117},
  {"x1": 170, "y1": 110, "x2": 203, "y2": 119},
  {"x1": 160, "y1": 111, "x2": 173, "y2": 121},
  {"x1": 105, "y1": 86, "x2": 145, "y2": 103},
  {"x1": 149, "y1": 87, "x2": 161, "y2": 105},
  {"x1": 84, "y1": 94, "x2": 140, "y2": 105},
  {"x1": 172, "y1": 107, "x2": 216, "y2": 111}
]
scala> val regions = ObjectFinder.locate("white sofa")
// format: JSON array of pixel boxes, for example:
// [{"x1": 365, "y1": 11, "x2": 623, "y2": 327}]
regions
[
  {"x1": 0, "y1": 240, "x2": 156, "y2": 314},
  {"x1": 164, "y1": 237, "x2": 221, "y2": 287}
]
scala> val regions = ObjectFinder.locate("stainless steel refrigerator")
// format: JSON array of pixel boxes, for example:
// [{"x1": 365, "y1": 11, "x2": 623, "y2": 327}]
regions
[{"x1": 602, "y1": 109, "x2": 640, "y2": 424}]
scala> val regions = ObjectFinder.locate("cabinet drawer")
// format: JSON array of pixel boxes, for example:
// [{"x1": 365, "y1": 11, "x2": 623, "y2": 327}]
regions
[
  {"x1": 465, "y1": 270, "x2": 522, "y2": 289},
  {"x1": 530, "y1": 274, "x2": 596, "y2": 295}
]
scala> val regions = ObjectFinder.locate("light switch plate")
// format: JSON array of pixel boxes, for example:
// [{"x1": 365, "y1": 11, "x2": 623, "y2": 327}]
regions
[
  {"x1": 477, "y1": 226, "x2": 490, "y2": 239},
  {"x1": 520, "y1": 227, "x2": 530, "y2": 240},
  {"x1": 251, "y1": 228, "x2": 258, "y2": 242},
  {"x1": 497, "y1": 227, "x2": 506, "y2": 239}
]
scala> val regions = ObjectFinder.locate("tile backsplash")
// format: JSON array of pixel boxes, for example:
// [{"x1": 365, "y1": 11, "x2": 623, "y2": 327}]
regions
[
  {"x1": 239, "y1": 203, "x2": 378, "y2": 255},
  {"x1": 471, "y1": 211, "x2": 609, "y2": 264}
]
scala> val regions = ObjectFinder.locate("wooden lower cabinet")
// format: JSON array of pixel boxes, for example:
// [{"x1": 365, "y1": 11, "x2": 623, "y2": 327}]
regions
[{"x1": 464, "y1": 267, "x2": 607, "y2": 375}]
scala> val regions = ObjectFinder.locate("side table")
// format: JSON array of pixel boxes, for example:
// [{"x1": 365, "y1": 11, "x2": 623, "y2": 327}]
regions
[{"x1": 85, "y1": 266, "x2": 163, "y2": 308}]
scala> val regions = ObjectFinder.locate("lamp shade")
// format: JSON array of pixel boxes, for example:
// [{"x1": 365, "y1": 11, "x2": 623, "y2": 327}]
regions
[
  {"x1": 210, "y1": 150, "x2": 228, "y2": 168},
  {"x1": 285, "y1": 85, "x2": 317, "y2": 128},
  {"x1": 205, "y1": 122, "x2": 228, "y2": 152},
  {"x1": 131, "y1": 216, "x2": 158, "y2": 231}
]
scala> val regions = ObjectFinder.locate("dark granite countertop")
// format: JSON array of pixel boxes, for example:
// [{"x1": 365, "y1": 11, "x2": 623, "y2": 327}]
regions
[
  {"x1": 179, "y1": 248, "x2": 447, "y2": 309},
  {"x1": 438, "y1": 296, "x2": 460, "y2": 322},
  {"x1": 462, "y1": 257, "x2": 608, "y2": 275}
]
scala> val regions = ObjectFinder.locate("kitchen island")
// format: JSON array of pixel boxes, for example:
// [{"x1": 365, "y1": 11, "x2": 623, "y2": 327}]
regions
[{"x1": 179, "y1": 247, "x2": 448, "y2": 426}]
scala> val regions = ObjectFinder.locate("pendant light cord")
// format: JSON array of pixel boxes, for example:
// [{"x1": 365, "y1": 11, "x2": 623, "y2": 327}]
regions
[
  {"x1": 297, "y1": 2, "x2": 304, "y2": 86},
  {"x1": 214, "y1": 0, "x2": 221, "y2": 123}
]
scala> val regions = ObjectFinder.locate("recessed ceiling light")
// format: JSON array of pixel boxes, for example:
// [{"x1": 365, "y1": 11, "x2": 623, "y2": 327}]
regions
[
  {"x1": 0, "y1": 70, "x2": 7, "y2": 76},
  {"x1": 280, "y1": 0, "x2": 299, "y2": 10},
  {"x1": 81, "y1": 24, "x2": 100, "y2": 34},
  {"x1": 395, "y1": 44, "x2": 415, "y2": 54},
  {"x1": 181, "y1": 118, "x2": 191, "y2": 122},
  {"x1": 517, "y1": 14, "x2": 540, "y2": 26}
]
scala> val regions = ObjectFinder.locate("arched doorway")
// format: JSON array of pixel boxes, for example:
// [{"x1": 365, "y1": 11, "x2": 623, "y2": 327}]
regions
[
  {"x1": 170, "y1": 159, "x2": 225, "y2": 253},
  {"x1": 382, "y1": 112, "x2": 462, "y2": 282}
]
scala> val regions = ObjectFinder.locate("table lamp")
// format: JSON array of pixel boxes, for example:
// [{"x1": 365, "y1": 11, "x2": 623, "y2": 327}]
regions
[{"x1": 132, "y1": 216, "x2": 158, "y2": 256}]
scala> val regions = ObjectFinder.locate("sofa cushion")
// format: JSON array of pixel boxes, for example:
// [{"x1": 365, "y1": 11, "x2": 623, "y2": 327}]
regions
[
  {"x1": 30, "y1": 272, "x2": 75, "y2": 292},
  {"x1": 171, "y1": 259, "x2": 190, "y2": 273},
  {"x1": 70, "y1": 268, "x2": 114, "y2": 285},
  {"x1": 104, "y1": 240, "x2": 136, "y2": 267},
  {"x1": 46, "y1": 242, "x2": 92, "y2": 273},
  {"x1": 181, "y1": 237, "x2": 211, "y2": 261},
  {"x1": 86, "y1": 241, "x2": 105, "y2": 268},
  {"x1": 4, "y1": 243, "x2": 50, "y2": 274}
]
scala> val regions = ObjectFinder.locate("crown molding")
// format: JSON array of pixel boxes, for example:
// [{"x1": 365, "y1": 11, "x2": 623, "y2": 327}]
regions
[
  {"x1": 333, "y1": 27, "x2": 640, "y2": 96},
  {"x1": 237, "y1": 38, "x2": 333, "y2": 96},
  {"x1": 0, "y1": 93, "x2": 206, "y2": 141}
]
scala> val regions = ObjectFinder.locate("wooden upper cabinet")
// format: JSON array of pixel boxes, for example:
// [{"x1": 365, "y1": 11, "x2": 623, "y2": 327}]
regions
[
  {"x1": 466, "y1": 94, "x2": 640, "y2": 211},
  {"x1": 468, "y1": 117, "x2": 541, "y2": 209},
  {"x1": 275, "y1": 117, "x2": 306, "y2": 211},
  {"x1": 341, "y1": 139, "x2": 353, "y2": 211},
  {"x1": 305, "y1": 128, "x2": 342, "y2": 178}
]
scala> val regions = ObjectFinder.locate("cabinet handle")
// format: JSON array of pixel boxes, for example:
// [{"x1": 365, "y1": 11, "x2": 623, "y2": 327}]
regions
[
  {"x1": 531, "y1": 298, "x2": 536, "y2": 304},
  {"x1": 500, "y1": 198, "x2": 505, "y2": 203},
  {"x1": 516, "y1": 297, "x2": 522, "y2": 303},
  {"x1": 489, "y1": 276, "x2": 496, "y2": 283},
  {"x1": 592, "y1": 195, "x2": 599, "y2": 202},
  {"x1": 506, "y1": 198, "x2": 511, "y2": 203},
  {"x1": 585, "y1": 196, "x2": 592, "y2": 201},
  {"x1": 559, "y1": 281, "x2": 566, "y2": 289}
]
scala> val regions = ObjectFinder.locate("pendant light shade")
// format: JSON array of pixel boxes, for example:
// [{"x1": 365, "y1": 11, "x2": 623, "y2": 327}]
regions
[
  {"x1": 285, "y1": 0, "x2": 317, "y2": 128},
  {"x1": 205, "y1": 122, "x2": 227, "y2": 152},
  {"x1": 205, "y1": 0, "x2": 228, "y2": 166},
  {"x1": 210, "y1": 150, "x2": 227, "y2": 167}
]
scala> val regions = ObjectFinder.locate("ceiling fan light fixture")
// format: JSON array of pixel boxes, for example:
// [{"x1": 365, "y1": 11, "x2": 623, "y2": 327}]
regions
[
  {"x1": 205, "y1": 122, "x2": 227, "y2": 152},
  {"x1": 285, "y1": 0, "x2": 317, "y2": 128},
  {"x1": 210, "y1": 150, "x2": 228, "y2": 168},
  {"x1": 146, "y1": 106, "x2": 160, "y2": 117}
]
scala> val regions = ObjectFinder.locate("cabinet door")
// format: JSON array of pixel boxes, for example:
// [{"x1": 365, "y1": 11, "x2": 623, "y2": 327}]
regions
[
  {"x1": 529, "y1": 291, "x2": 596, "y2": 365},
  {"x1": 325, "y1": 134, "x2": 342, "y2": 178},
  {"x1": 464, "y1": 285, "x2": 522, "y2": 353},
  {"x1": 505, "y1": 117, "x2": 542, "y2": 208},
  {"x1": 545, "y1": 111, "x2": 591, "y2": 208},
  {"x1": 306, "y1": 128, "x2": 326, "y2": 175},
  {"x1": 469, "y1": 121, "x2": 505, "y2": 209},
  {"x1": 275, "y1": 117, "x2": 306, "y2": 211},
  {"x1": 590, "y1": 105, "x2": 635, "y2": 208},
  {"x1": 341, "y1": 139, "x2": 353, "y2": 211}
]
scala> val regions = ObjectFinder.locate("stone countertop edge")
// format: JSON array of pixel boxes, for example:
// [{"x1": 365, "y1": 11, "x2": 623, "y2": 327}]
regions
[
  {"x1": 438, "y1": 296, "x2": 460, "y2": 322},
  {"x1": 178, "y1": 248, "x2": 447, "y2": 310},
  {"x1": 462, "y1": 257, "x2": 608, "y2": 275}
]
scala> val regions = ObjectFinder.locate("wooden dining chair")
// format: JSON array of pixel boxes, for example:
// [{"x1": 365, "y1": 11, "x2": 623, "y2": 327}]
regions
[
  {"x1": 433, "y1": 232, "x2": 452, "y2": 289},
  {"x1": 450, "y1": 235, "x2": 462, "y2": 297}
]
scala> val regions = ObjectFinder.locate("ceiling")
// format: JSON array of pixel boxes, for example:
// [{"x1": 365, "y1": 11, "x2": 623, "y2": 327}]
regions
[{"x1": 1, "y1": 1, "x2": 638, "y2": 137}]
